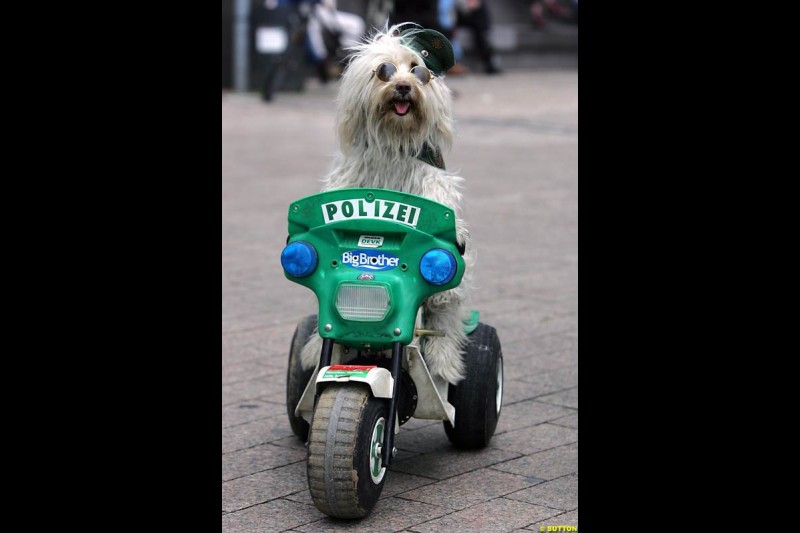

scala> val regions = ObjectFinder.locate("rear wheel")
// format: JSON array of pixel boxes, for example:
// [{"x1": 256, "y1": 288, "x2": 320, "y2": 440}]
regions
[
  {"x1": 286, "y1": 314, "x2": 318, "y2": 441},
  {"x1": 307, "y1": 384, "x2": 388, "y2": 518},
  {"x1": 444, "y1": 322, "x2": 504, "y2": 449}
]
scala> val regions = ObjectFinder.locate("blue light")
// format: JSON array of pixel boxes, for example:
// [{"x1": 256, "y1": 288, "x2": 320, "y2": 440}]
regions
[
  {"x1": 281, "y1": 241, "x2": 318, "y2": 277},
  {"x1": 419, "y1": 248, "x2": 457, "y2": 285}
]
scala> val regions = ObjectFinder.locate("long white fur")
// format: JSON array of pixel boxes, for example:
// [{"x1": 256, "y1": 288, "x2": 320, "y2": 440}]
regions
[{"x1": 299, "y1": 24, "x2": 473, "y2": 386}]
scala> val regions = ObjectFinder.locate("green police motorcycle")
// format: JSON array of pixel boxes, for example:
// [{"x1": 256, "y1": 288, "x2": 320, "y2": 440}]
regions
[{"x1": 281, "y1": 188, "x2": 503, "y2": 519}]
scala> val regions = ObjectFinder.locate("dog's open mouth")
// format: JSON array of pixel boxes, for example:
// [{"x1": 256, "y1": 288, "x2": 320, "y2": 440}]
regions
[{"x1": 392, "y1": 99, "x2": 411, "y2": 116}]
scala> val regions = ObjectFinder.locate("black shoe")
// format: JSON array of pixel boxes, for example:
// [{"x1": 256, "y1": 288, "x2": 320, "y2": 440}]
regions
[
  {"x1": 317, "y1": 62, "x2": 329, "y2": 84},
  {"x1": 486, "y1": 57, "x2": 503, "y2": 75}
]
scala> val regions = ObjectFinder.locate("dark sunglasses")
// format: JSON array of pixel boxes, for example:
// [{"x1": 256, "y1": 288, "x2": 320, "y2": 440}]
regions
[{"x1": 372, "y1": 62, "x2": 435, "y2": 85}]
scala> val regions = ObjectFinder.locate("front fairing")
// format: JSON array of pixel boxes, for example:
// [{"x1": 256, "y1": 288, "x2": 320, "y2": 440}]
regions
[{"x1": 283, "y1": 188, "x2": 464, "y2": 349}]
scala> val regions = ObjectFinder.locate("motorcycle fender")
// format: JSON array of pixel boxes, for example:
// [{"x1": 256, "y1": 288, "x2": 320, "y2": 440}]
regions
[
  {"x1": 405, "y1": 345, "x2": 456, "y2": 426},
  {"x1": 315, "y1": 365, "x2": 394, "y2": 399}
]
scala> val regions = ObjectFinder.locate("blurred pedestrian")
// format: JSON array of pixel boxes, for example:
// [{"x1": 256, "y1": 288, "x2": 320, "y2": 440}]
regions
[
  {"x1": 365, "y1": 0, "x2": 394, "y2": 31},
  {"x1": 439, "y1": 0, "x2": 468, "y2": 75},
  {"x1": 456, "y1": 0, "x2": 502, "y2": 74},
  {"x1": 389, "y1": 0, "x2": 449, "y2": 35},
  {"x1": 306, "y1": 0, "x2": 366, "y2": 82},
  {"x1": 529, "y1": 0, "x2": 577, "y2": 28}
]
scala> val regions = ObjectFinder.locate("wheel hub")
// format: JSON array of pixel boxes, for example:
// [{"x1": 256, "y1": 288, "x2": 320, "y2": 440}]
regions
[
  {"x1": 369, "y1": 417, "x2": 387, "y2": 484},
  {"x1": 496, "y1": 358, "x2": 504, "y2": 416}
]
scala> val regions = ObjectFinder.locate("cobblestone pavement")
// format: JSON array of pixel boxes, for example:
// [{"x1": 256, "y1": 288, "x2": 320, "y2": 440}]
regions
[{"x1": 222, "y1": 68, "x2": 578, "y2": 532}]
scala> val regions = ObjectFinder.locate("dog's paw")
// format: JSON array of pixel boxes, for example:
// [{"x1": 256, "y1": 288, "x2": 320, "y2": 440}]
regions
[
  {"x1": 300, "y1": 333, "x2": 323, "y2": 371},
  {"x1": 423, "y1": 335, "x2": 466, "y2": 385}
]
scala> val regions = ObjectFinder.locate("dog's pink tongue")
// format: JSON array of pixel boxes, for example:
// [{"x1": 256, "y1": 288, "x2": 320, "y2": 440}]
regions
[{"x1": 394, "y1": 101, "x2": 410, "y2": 115}]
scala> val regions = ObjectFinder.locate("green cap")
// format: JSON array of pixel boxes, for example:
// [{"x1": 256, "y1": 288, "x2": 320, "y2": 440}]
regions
[{"x1": 397, "y1": 26, "x2": 455, "y2": 75}]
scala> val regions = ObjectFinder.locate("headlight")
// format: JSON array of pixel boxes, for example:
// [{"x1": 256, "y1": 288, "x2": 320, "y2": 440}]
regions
[
  {"x1": 281, "y1": 241, "x2": 317, "y2": 277},
  {"x1": 335, "y1": 283, "x2": 390, "y2": 321},
  {"x1": 419, "y1": 248, "x2": 457, "y2": 285}
]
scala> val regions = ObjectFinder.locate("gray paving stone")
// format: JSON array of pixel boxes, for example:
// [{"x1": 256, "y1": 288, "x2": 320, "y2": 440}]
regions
[
  {"x1": 491, "y1": 423, "x2": 578, "y2": 456},
  {"x1": 530, "y1": 509, "x2": 578, "y2": 528},
  {"x1": 391, "y1": 446, "x2": 521, "y2": 480},
  {"x1": 222, "y1": 497, "x2": 324, "y2": 533},
  {"x1": 256, "y1": 387, "x2": 289, "y2": 407},
  {"x1": 516, "y1": 349, "x2": 579, "y2": 373},
  {"x1": 294, "y1": 496, "x2": 450, "y2": 533},
  {"x1": 223, "y1": 307, "x2": 273, "y2": 331},
  {"x1": 222, "y1": 461, "x2": 309, "y2": 512},
  {"x1": 284, "y1": 488, "x2": 314, "y2": 506},
  {"x1": 222, "y1": 414, "x2": 296, "y2": 454},
  {"x1": 492, "y1": 443, "x2": 578, "y2": 481},
  {"x1": 472, "y1": 312, "x2": 575, "y2": 350},
  {"x1": 549, "y1": 413, "x2": 578, "y2": 429},
  {"x1": 222, "y1": 359, "x2": 275, "y2": 385},
  {"x1": 503, "y1": 334, "x2": 578, "y2": 372},
  {"x1": 380, "y1": 471, "x2": 439, "y2": 498},
  {"x1": 269, "y1": 434, "x2": 307, "y2": 450},
  {"x1": 222, "y1": 443, "x2": 307, "y2": 481},
  {"x1": 222, "y1": 377, "x2": 274, "y2": 407},
  {"x1": 225, "y1": 323, "x2": 289, "y2": 350},
  {"x1": 513, "y1": 365, "x2": 578, "y2": 399},
  {"x1": 400, "y1": 417, "x2": 440, "y2": 431},
  {"x1": 222, "y1": 314, "x2": 270, "y2": 335},
  {"x1": 284, "y1": 470, "x2": 438, "y2": 508},
  {"x1": 503, "y1": 378, "x2": 545, "y2": 405},
  {"x1": 484, "y1": 312, "x2": 575, "y2": 344},
  {"x1": 495, "y1": 400, "x2": 575, "y2": 436},
  {"x1": 393, "y1": 421, "x2": 454, "y2": 454},
  {"x1": 506, "y1": 474, "x2": 578, "y2": 511},
  {"x1": 536, "y1": 387, "x2": 578, "y2": 409},
  {"x1": 400, "y1": 469, "x2": 534, "y2": 510},
  {"x1": 244, "y1": 323, "x2": 310, "y2": 367},
  {"x1": 412, "y1": 498, "x2": 562, "y2": 533},
  {"x1": 222, "y1": 400, "x2": 275, "y2": 428}
]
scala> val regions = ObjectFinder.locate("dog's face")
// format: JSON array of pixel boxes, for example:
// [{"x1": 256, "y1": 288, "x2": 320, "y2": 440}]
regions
[
  {"x1": 336, "y1": 27, "x2": 454, "y2": 157},
  {"x1": 371, "y1": 48, "x2": 437, "y2": 129}
]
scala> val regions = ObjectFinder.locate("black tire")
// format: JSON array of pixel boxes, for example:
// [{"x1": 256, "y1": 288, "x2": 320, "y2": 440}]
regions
[
  {"x1": 307, "y1": 384, "x2": 388, "y2": 518},
  {"x1": 286, "y1": 314, "x2": 318, "y2": 441},
  {"x1": 443, "y1": 322, "x2": 504, "y2": 449}
]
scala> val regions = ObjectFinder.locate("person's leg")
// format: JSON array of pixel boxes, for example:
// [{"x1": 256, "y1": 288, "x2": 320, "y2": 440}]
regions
[
  {"x1": 306, "y1": 15, "x2": 328, "y2": 62},
  {"x1": 306, "y1": 14, "x2": 331, "y2": 82},
  {"x1": 470, "y1": 5, "x2": 501, "y2": 73}
]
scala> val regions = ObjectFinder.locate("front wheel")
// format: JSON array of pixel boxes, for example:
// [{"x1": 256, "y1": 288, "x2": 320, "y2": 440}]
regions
[
  {"x1": 307, "y1": 384, "x2": 388, "y2": 518},
  {"x1": 443, "y1": 322, "x2": 504, "y2": 449}
]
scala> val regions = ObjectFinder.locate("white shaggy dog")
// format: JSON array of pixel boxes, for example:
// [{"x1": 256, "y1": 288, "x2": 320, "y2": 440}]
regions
[{"x1": 300, "y1": 23, "x2": 472, "y2": 386}]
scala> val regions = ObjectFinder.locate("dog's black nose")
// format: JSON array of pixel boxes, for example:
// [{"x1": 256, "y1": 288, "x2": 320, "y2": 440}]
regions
[{"x1": 394, "y1": 82, "x2": 412, "y2": 97}]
